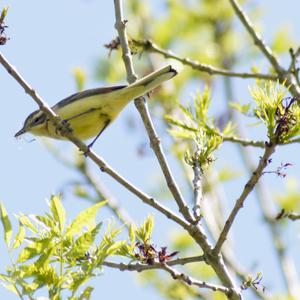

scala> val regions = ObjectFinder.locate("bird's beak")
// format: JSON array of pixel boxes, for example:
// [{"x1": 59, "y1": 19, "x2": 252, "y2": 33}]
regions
[{"x1": 15, "y1": 127, "x2": 27, "y2": 138}]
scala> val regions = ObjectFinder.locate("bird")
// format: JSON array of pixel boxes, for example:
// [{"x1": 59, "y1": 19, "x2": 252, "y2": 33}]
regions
[{"x1": 15, "y1": 65, "x2": 177, "y2": 148}]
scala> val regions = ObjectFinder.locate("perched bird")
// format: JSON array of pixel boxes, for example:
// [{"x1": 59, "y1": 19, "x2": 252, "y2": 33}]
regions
[{"x1": 15, "y1": 65, "x2": 177, "y2": 147}]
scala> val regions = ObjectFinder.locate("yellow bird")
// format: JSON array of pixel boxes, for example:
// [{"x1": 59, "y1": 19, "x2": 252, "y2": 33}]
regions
[{"x1": 15, "y1": 65, "x2": 177, "y2": 147}]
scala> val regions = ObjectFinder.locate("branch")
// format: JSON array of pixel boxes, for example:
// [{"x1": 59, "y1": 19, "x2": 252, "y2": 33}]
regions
[
  {"x1": 113, "y1": 0, "x2": 194, "y2": 223},
  {"x1": 192, "y1": 152, "x2": 203, "y2": 221},
  {"x1": 227, "y1": 0, "x2": 300, "y2": 98},
  {"x1": 161, "y1": 263, "x2": 230, "y2": 295},
  {"x1": 227, "y1": 0, "x2": 282, "y2": 72},
  {"x1": 102, "y1": 255, "x2": 205, "y2": 271},
  {"x1": 104, "y1": 257, "x2": 230, "y2": 295},
  {"x1": 113, "y1": 1, "x2": 137, "y2": 83},
  {"x1": 134, "y1": 99, "x2": 195, "y2": 222},
  {"x1": 286, "y1": 137, "x2": 300, "y2": 145},
  {"x1": 134, "y1": 39, "x2": 277, "y2": 81},
  {"x1": 0, "y1": 52, "x2": 189, "y2": 231},
  {"x1": 214, "y1": 141, "x2": 276, "y2": 253},
  {"x1": 223, "y1": 135, "x2": 300, "y2": 148},
  {"x1": 223, "y1": 136, "x2": 265, "y2": 148}
]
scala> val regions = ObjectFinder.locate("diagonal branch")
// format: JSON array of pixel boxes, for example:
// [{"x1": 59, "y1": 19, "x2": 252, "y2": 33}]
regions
[
  {"x1": 134, "y1": 98, "x2": 195, "y2": 222},
  {"x1": 161, "y1": 263, "x2": 230, "y2": 295},
  {"x1": 0, "y1": 52, "x2": 188, "y2": 231},
  {"x1": 134, "y1": 39, "x2": 277, "y2": 81},
  {"x1": 227, "y1": 0, "x2": 300, "y2": 98},
  {"x1": 113, "y1": 0, "x2": 194, "y2": 223},
  {"x1": 214, "y1": 141, "x2": 276, "y2": 254},
  {"x1": 227, "y1": 0, "x2": 282, "y2": 72}
]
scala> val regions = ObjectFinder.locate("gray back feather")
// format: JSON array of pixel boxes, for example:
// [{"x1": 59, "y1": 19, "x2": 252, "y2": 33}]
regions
[{"x1": 54, "y1": 85, "x2": 126, "y2": 109}]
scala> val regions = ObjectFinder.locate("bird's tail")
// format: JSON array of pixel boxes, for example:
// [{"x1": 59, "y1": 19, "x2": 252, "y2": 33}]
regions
[{"x1": 123, "y1": 65, "x2": 177, "y2": 100}]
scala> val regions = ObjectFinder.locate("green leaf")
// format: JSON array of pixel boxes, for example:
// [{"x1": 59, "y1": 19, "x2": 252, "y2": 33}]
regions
[
  {"x1": 0, "y1": 7, "x2": 8, "y2": 23},
  {"x1": 129, "y1": 224, "x2": 136, "y2": 246},
  {"x1": 66, "y1": 201, "x2": 107, "y2": 237},
  {"x1": 67, "y1": 223, "x2": 101, "y2": 258},
  {"x1": 69, "y1": 272, "x2": 90, "y2": 293},
  {"x1": 49, "y1": 195, "x2": 66, "y2": 233},
  {"x1": 105, "y1": 241, "x2": 126, "y2": 256},
  {"x1": 17, "y1": 214, "x2": 38, "y2": 233},
  {"x1": 34, "y1": 246, "x2": 56, "y2": 268},
  {"x1": 144, "y1": 215, "x2": 154, "y2": 240},
  {"x1": 18, "y1": 238, "x2": 52, "y2": 263},
  {"x1": 33, "y1": 265, "x2": 58, "y2": 286},
  {"x1": 72, "y1": 67, "x2": 87, "y2": 91},
  {"x1": 35, "y1": 215, "x2": 55, "y2": 230},
  {"x1": 136, "y1": 215, "x2": 154, "y2": 243},
  {"x1": 0, "y1": 202, "x2": 12, "y2": 247},
  {"x1": 12, "y1": 223, "x2": 25, "y2": 249},
  {"x1": 79, "y1": 286, "x2": 94, "y2": 300}
]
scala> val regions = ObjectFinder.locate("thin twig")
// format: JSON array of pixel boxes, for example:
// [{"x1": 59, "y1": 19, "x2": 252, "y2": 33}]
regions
[
  {"x1": 134, "y1": 39, "x2": 277, "y2": 81},
  {"x1": 113, "y1": 0, "x2": 194, "y2": 223},
  {"x1": 104, "y1": 258, "x2": 230, "y2": 294},
  {"x1": 0, "y1": 52, "x2": 189, "y2": 231},
  {"x1": 113, "y1": 0, "x2": 137, "y2": 83},
  {"x1": 192, "y1": 151, "x2": 203, "y2": 221},
  {"x1": 134, "y1": 99, "x2": 195, "y2": 222},
  {"x1": 223, "y1": 136, "x2": 300, "y2": 148},
  {"x1": 102, "y1": 255, "x2": 205, "y2": 271},
  {"x1": 227, "y1": 0, "x2": 300, "y2": 98},
  {"x1": 161, "y1": 263, "x2": 230, "y2": 295},
  {"x1": 214, "y1": 141, "x2": 276, "y2": 254},
  {"x1": 223, "y1": 136, "x2": 265, "y2": 148},
  {"x1": 228, "y1": 0, "x2": 282, "y2": 72}
]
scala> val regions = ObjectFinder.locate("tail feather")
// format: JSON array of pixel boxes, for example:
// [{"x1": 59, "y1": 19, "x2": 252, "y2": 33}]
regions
[{"x1": 125, "y1": 65, "x2": 177, "y2": 99}]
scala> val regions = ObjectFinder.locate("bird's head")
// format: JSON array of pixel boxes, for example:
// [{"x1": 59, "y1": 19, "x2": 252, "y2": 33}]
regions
[{"x1": 15, "y1": 110, "x2": 47, "y2": 137}]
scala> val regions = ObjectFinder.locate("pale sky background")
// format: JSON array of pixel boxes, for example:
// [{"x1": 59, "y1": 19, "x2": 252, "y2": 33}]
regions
[{"x1": 1, "y1": 1, "x2": 300, "y2": 299}]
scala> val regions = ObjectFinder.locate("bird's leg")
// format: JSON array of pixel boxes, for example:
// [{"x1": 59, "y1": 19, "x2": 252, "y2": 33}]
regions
[{"x1": 83, "y1": 119, "x2": 111, "y2": 156}]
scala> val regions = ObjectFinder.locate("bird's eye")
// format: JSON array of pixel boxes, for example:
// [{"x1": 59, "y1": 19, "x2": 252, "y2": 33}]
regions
[{"x1": 33, "y1": 117, "x2": 40, "y2": 125}]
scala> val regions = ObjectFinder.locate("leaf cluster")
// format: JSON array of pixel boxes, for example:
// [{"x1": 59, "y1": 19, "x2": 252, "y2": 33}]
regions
[
  {"x1": 250, "y1": 81, "x2": 300, "y2": 142},
  {"x1": 165, "y1": 88, "x2": 229, "y2": 169},
  {"x1": 0, "y1": 196, "x2": 125, "y2": 300}
]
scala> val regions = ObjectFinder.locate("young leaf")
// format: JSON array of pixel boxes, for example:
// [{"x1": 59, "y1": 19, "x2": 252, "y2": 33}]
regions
[
  {"x1": 18, "y1": 238, "x2": 52, "y2": 263},
  {"x1": 67, "y1": 223, "x2": 102, "y2": 259},
  {"x1": 49, "y1": 195, "x2": 66, "y2": 233},
  {"x1": 66, "y1": 201, "x2": 107, "y2": 237},
  {"x1": 17, "y1": 214, "x2": 38, "y2": 233},
  {"x1": 136, "y1": 215, "x2": 154, "y2": 243},
  {"x1": 129, "y1": 224, "x2": 136, "y2": 246},
  {"x1": 105, "y1": 240, "x2": 126, "y2": 256},
  {"x1": 0, "y1": 202, "x2": 12, "y2": 247},
  {"x1": 0, "y1": 7, "x2": 8, "y2": 23},
  {"x1": 79, "y1": 286, "x2": 94, "y2": 300},
  {"x1": 12, "y1": 223, "x2": 25, "y2": 249},
  {"x1": 73, "y1": 67, "x2": 87, "y2": 92}
]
